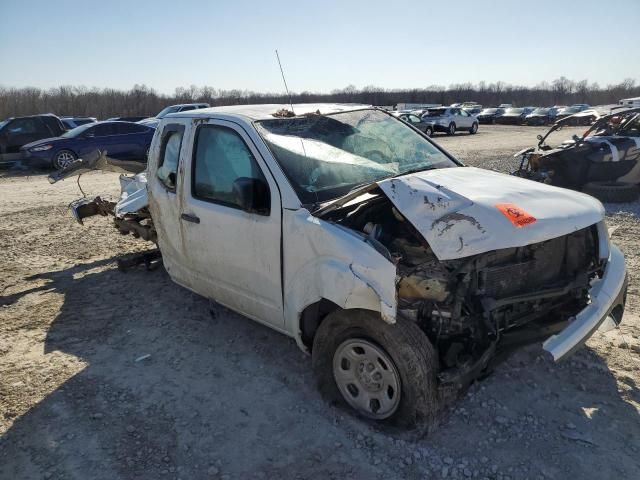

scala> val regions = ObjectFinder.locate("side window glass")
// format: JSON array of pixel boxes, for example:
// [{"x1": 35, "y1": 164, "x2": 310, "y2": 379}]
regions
[
  {"x1": 157, "y1": 126, "x2": 183, "y2": 191},
  {"x1": 193, "y1": 125, "x2": 269, "y2": 214},
  {"x1": 180, "y1": 106, "x2": 196, "y2": 112},
  {"x1": 94, "y1": 124, "x2": 115, "y2": 137},
  {"x1": 116, "y1": 123, "x2": 135, "y2": 134},
  {"x1": 7, "y1": 119, "x2": 37, "y2": 134}
]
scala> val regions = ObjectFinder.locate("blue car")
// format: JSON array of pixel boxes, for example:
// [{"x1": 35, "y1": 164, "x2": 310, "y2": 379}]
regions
[{"x1": 21, "y1": 121, "x2": 155, "y2": 169}]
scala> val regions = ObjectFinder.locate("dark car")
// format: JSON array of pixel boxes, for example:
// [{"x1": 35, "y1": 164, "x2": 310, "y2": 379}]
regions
[
  {"x1": 525, "y1": 107, "x2": 560, "y2": 126},
  {"x1": 0, "y1": 114, "x2": 66, "y2": 165},
  {"x1": 21, "y1": 121, "x2": 155, "y2": 169},
  {"x1": 476, "y1": 108, "x2": 505, "y2": 124},
  {"x1": 496, "y1": 107, "x2": 535, "y2": 125}
]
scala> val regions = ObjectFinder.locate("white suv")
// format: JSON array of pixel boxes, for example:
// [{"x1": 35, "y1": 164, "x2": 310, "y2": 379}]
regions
[{"x1": 421, "y1": 107, "x2": 479, "y2": 135}]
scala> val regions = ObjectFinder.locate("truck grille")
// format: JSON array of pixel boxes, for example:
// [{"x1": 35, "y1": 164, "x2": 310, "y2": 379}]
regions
[{"x1": 478, "y1": 227, "x2": 596, "y2": 299}]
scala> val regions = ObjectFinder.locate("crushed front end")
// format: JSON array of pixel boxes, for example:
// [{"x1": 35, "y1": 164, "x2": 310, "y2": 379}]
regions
[{"x1": 320, "y1": 186, "x2": 627, "y2": 391}]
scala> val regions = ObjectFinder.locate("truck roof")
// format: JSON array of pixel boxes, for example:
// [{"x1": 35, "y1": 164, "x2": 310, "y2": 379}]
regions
[{"x1": 166, "y1": 103, "x2": 371, "y2": 121}]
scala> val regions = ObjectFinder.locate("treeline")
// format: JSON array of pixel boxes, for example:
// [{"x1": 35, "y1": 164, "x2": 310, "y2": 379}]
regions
[{"x1": 1, "y1": 77, "x2": 639, "y2": 119}]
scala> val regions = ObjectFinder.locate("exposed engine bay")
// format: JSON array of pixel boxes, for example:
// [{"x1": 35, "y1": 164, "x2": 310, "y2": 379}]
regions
[{"x1": 321, "y1": 190, "x2": 601, "y2": 386}]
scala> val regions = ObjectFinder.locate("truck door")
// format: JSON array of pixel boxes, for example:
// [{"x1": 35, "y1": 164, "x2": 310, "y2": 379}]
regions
[
  {"x1": 180, "y1": 120, "x2": 284, "y2": 328},
  {"x1": 146, "y1": 122, "x2": 195, "y2": 289}
]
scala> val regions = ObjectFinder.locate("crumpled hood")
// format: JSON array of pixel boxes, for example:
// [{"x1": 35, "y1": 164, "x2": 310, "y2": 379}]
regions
[{"x1": 377, "y1": 167, "x2": 604, "y2": 260}]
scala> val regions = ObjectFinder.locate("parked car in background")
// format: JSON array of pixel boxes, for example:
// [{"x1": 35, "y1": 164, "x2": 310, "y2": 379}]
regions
[
  {"x1": 107, "y1": 116, "x2": 150, "y2": 122},
  {"x1": 21, "y1": 121, "x2": 155, "y2": 169},
  {"x1": 555, "y1": 105, "x2": 592, "y2": 124},
  {"x1": 138, "y1": 103, "x2": 211, "y2": 128},
  {"x1": 476, "y1": 107, "x2": 505, "y2": 124},
  {"x1": 392, "y1": 111, "x2": 434, "y2": 136},
  {"x1": 525, "y1": 107, "x2": 560, "y2": 126},
  {"x1": 61, "y1": 116, "x2": 97, "y2": 130},
  {"x1": 0, "y1": 114, "x2": 66, "y2": 165},
  {"x1": 496, "y1": 107, "x2": 535, "y2": 125},
  {"x1": 421, "y1": 107, "x2": 479, "y2": 135},
  {"x1": 462, "y1": 106, "x2": 483, "y2": 116},
  {"x1": 498, "y1": 103, "x2": 513, "y2": 108}
]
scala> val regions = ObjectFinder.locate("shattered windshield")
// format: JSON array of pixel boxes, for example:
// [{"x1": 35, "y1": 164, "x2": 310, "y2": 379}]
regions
[{"x1": 255, "y1": 109, "x2": 456, "y2": 204}]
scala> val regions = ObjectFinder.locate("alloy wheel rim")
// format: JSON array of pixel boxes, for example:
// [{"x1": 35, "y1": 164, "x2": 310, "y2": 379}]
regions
[
  {"x1": 332, "y1": 339, "x2": 401, "y2": 419},
  {"x1": 56, "y1": 151, "x2": 75, "y2": 169}
]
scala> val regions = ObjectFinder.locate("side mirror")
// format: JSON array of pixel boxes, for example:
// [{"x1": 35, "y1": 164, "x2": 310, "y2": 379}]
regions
[{"x1": 232, "y1": 177, "x2": 270, "y2": 215}]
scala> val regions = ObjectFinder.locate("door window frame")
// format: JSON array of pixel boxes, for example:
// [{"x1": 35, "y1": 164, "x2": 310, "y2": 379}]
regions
[
  {"x1": 157, "y1": 123, "x2": 185, "y2": 193},
  {"x1": 190, "y1": 123, "x2": 272, "y2": 215}
]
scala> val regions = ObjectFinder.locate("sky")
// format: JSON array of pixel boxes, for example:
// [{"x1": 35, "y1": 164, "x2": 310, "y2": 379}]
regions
[{"x1": 1, "y1": 0, "x2": 639, "y2": 95}]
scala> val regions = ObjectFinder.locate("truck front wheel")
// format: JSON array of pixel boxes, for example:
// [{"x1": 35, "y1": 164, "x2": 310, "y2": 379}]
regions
[{"x1": 311, "y1": 309, "x2": 439, "y2": 428}]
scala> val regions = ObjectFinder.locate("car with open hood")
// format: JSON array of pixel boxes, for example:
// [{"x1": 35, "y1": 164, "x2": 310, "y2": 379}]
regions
[
  {"x1": 513, "y1": 106, "x2": 640, "y2": 202},
  {"x1": 50, "y1": 104, "x2": 628, "y2": 429}
]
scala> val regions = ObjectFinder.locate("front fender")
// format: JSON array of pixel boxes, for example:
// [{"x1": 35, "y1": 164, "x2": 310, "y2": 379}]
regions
[{"x1": 283, "y1": 209, "x2": 397, "y2": 345}]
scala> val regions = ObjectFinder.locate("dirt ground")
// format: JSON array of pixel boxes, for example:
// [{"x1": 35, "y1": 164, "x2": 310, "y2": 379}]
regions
[{"x1": 1, "y1": 125, "x2": 639, "y2": 480}]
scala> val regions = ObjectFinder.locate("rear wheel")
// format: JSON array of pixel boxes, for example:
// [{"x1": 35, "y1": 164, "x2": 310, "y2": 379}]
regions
[
  {"x1": 469, "y1": 122, "x2": 478, "y2": 134},
  {"x1": 312, "y1": 309, "x2": 439, "y2": 428},
  {"x1": 582, "y1": 181, "x2": 640, "y2": 203},
  {"x1": 424, "y1": 126, "x2": 433, "y2": 137},
  {"x1": 52, "y1": 149, "x2": 77, "y2": 170},
  {"x1": 447, "y1": 123, "x2": 456, "y2": 135}
]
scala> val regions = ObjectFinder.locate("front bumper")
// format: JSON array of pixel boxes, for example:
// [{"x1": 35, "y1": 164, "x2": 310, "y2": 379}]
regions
[
  {"x1": 543, "y1": 244, "x2": 627, "y2": 361},
  {"x1": 19, "y1": 150, "x2": 52, "y2": 168}
]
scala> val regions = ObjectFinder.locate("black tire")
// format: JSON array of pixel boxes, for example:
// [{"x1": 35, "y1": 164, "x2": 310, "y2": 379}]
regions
[
  {"x1": 446, "y1": 123, "x2": 456, "y2": 135},
  {"x1": 469, "y1": 122, "x2": 478, "y2": 134},
  {"x1": 582, "y1": 181, "x2": 640, "y2": 203},
  {"x1": 312, "y1": 309, "x2": 439, "y2": 429},
  {"x1": 52, "y1": 149, "x2": 77, "y2": 170},
  {"x1": 424, "y1": 126, "x2": 433, "y2": 137}
]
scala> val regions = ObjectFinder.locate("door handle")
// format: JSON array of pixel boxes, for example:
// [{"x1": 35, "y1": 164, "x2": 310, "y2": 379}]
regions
[{"x1": 181, "y1": 213, "x2": 200, "y2": 224}]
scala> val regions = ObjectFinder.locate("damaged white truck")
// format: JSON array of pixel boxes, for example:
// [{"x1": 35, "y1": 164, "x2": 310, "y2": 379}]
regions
[{"x1": 52, "y1": 104, "x2": 628, "y2": 427}]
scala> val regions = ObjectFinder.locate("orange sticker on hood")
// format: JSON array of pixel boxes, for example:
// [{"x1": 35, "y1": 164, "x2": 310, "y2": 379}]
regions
[{"x1": 496, "y1": 203, "x2": 537, "y2": 228}]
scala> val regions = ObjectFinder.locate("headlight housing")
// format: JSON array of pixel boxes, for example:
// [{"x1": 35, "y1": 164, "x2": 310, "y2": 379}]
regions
[{"x1": 30, "y1": 144, "x2": 53, "y2": 152}]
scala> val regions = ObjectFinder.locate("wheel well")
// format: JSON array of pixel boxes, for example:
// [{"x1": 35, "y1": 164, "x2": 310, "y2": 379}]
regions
[{"x1": 299, "y1": 299, "x2": 341, "y2": 349}]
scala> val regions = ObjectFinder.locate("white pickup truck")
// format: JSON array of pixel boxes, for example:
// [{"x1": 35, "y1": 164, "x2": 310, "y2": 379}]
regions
[{"x1": 55, "y1": 104, "x2": 628, "y2": 428}]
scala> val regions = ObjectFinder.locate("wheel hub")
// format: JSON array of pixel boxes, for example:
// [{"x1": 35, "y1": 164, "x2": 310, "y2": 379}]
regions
[{"x1": 332, "y1": 339, "x2": 401, "y2": 419}]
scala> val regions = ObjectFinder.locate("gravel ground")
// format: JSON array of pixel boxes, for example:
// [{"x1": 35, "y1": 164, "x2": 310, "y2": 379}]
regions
[{"x1": 1, "y1": 125, "x2": 639, "y2": 480}]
